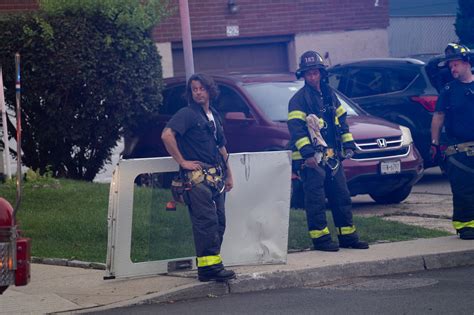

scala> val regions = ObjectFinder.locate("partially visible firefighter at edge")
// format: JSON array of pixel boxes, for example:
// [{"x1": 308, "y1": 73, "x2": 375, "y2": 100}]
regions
[
  {"x1": 161, "y1": 73, "x2": 236, "y2": 282},
  {"x1": 287, "y1": 50, "x2": 369, "y2": 252},
  {"x1": 431, "y1": 43, "x2": 474, "y2": 240}
]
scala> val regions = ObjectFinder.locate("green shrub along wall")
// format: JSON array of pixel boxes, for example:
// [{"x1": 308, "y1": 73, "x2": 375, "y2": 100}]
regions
[{"x1": 0, "y1": 0, "x2": 169, "y2": 180}]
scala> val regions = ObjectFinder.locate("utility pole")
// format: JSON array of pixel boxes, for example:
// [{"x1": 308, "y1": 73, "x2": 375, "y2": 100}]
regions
[{"x1": 179, "y1": 0, "x2": 195, "y2": 80}]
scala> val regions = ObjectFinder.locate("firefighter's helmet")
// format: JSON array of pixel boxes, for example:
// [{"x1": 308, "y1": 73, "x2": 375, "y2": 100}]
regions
[
  {"x1": 444, "y1": 43, "x2": 472, "y2": 63},
  {"x1": 296, "y1": 51, "x2": 327, "y2": 79}
]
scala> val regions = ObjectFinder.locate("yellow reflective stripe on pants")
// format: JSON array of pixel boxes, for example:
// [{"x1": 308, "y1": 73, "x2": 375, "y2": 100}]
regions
[
  {"x1": 292, "y1": 151, "x2": 303, "y2": 160},
  {"x1": 338, "y1": 225, "x2": 356, "y2": 235},
  {"x1": 453, "y1": 220, "x2": 474, "y2": 230},
  {"x1": 288, "y1": 110, "x2": 307, "y2": 121},
  {"x1": 341, "y1": 133, "x2": 354, "y2": 143},
  {"x1": 296, "y1": 137, "x2": 311, "y2": 150},
  {"x1": 197, "y1": 255, "x2": 222, "y2": 267},
  {"x1": 309, "y1": 227, "x2": 330, "y2": 239}
]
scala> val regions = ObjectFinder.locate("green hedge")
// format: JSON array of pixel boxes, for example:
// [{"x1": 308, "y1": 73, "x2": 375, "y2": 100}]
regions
[{"x1": 0, "y1": 1, "x2": 168, "y2": 180}]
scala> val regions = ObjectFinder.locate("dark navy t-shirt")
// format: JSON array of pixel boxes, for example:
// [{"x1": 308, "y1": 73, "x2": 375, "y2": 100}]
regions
[
  {"x1": 435, "y1": 80, "x2": 474, "y2": 144},
  {"x1": 166, "y1": 102, "x2": 226, "y2": 165}
]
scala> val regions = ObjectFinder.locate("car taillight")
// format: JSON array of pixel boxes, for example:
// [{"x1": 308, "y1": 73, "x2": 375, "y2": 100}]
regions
[{"x1": 411, "y1": 95, "x2": 438, "y2": 112}]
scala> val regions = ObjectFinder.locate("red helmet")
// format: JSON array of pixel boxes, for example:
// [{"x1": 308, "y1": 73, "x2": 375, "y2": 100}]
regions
[{"x1": 0, "y1": 198, "x2": 13, "y2": 228}]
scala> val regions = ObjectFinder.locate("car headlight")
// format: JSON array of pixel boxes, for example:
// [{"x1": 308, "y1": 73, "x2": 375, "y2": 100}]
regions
[{"x1": 400, "y1": 126, "x2": 413, "y2": 146}]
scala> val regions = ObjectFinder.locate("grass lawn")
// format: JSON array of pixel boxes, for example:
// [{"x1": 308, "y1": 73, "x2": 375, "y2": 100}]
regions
[{"x1": 0, "y1": 179, "x2": 450, "y2": 263}]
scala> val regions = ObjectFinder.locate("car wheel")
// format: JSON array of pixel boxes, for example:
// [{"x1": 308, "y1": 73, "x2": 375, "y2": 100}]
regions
[
  {"x1": 369, "y1": 185, "x2": 412, "y2": 204},
  {"x1": 0, "y1": 285, "x2": 8, "y2": 294}
]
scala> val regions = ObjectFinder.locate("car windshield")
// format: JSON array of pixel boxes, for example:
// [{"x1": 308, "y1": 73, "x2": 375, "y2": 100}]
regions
[{"x1": 242, "y1": 81, "x2": 359, "y2": 122}]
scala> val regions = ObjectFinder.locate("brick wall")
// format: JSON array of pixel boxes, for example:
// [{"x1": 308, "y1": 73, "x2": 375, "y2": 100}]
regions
[
  {"x1": 153, "y1": 0, "x2": 389, "y2": 42},
  {"x1": 0, "y1": 0, "x2": 38, "y2": 12}
]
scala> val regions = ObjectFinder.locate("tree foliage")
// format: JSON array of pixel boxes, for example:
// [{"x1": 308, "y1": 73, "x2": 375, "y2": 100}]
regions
[
  {"x1": 455, "y1": 0, "x2": 474, "y2": 47},
  {"x1": 0, "y1": 0, "x2": 169, "y2": 180},
  {"x1": 40, "y1": 0, "x2": 170, "y2": 31}
]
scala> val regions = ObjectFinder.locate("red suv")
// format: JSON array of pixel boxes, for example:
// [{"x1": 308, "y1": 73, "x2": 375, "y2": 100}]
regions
[{"x1": 125, "y1": 74, "x2": 424, "y2": 204}]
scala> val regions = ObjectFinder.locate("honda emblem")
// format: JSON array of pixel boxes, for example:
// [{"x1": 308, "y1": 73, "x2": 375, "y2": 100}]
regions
[{"x1": 376, "y1": 138, "x2": 387, "y2": 148}]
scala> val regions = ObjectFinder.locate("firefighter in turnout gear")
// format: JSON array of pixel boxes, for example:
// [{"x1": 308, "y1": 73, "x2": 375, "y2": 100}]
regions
[
  {"x1": 431, "y1": 43, "x2": 474, "y2": 240},
  {"x1": 162, "y1": 73, "x2": 236, "y2": 281},
  {"x1": 288, "y1": 51, "x2": 369, "y2": 252}
]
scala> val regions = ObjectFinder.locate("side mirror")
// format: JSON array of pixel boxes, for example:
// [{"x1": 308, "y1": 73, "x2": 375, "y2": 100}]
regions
[{"x1": 224, "y1": 112, "x2": 255, "y2": 122}]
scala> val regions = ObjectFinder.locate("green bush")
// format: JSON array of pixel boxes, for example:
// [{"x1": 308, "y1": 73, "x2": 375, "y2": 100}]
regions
[
  {"x1": 0, "y1": 0, "x2": 169, "y2": 180},
  {"x1": 455, "y1": 0, "x2": 474, "y2": 47}
]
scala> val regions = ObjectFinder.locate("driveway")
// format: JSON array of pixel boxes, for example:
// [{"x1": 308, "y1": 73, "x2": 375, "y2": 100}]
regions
[{"x1": 352, "y1": 167, "x2": 454, "y2": 234}]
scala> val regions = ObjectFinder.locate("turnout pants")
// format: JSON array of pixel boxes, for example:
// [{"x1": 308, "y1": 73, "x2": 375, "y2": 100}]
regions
[
  {"x1": 185, "y1": 182, "x2": 226, "y2": 274},
  {"x1": 300, "y1": 162, "x2": 359, "y2": 246},
  {"x1": 445, "y1": 152, "x2": 474, "y2": 235}
]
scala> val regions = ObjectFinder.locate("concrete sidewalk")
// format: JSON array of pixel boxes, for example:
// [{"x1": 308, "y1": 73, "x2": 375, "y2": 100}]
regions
[{"x1": 1, "y1": 236, "x2": 473, "y2": 314}]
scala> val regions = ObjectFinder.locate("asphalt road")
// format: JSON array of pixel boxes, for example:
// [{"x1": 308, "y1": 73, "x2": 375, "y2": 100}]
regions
[{"x1": 91, "y1": 266, "x2": 474, "y2": 315}]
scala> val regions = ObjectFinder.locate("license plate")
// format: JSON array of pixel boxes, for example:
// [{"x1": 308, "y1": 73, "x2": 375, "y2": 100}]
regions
[{"x1": 380, "y1": 161, "x2": 401, "y2": 175}]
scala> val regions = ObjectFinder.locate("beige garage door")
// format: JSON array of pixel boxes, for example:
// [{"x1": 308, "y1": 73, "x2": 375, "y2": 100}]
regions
[{"x1": 172, "y1": 37, "x2": 291, "y2": 75}]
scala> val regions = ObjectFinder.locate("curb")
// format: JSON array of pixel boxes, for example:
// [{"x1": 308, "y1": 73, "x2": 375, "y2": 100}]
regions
[
  {"x1": 31, "y1": 257, "x2": 106, "y2": 270},
  {"x1": 71, "y1": 248, "x2": 474, "y2": 314}
]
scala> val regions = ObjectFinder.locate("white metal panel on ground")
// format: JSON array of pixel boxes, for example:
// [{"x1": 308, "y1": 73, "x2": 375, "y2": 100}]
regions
[{"x1": 105, "y1": 151, "x2": 292, "y2": 279}]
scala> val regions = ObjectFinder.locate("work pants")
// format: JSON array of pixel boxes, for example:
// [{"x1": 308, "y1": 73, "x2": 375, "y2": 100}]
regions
[
  {"x1": 300, "y1": 162, "x2": 358, "y2": 245},
  {"x1": 185, "y1": 182, "x2": 226, "y2": 273},
  {"x1": 446, "y1": 152, "x2": 474, "y2": 234}
]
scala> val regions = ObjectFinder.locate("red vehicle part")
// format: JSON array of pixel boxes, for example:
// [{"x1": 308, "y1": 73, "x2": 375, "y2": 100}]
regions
[
  {"x1": 0, "y1": 198, "x2": 13, "y2": 229},
  {"x1": 0, "y1": 197, "x2": 14, "y2": 294},
  {"x1": 15, "y1": 237, "x2": 31, "y2": 286},
  {"x1": 0, "y1": 197, "x2": 30, "y2": 294}
]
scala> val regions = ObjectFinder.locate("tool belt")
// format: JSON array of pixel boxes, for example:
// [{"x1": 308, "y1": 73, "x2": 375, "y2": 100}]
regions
[
  {"x1": 322, "y1": 148, "x2": 339, "y2": 172},
  {"x1": 324, "y1": 148, "x2": 335, "y2": 160},
  {"x1": 170, "y1": 177, "x2": 190, "y2": 204},
  {"x1": 301, "y1": 147, "x2": 339, "y2": 174},
  {"x1": 170, "y1": 165, "x2": 225, "y2": 204},
  {"x1": 185, "y1": 165, "x2": 225, "y2": 193},
  {"x1": 444, "y1": 141, "x2": 474, "y2": 156}
]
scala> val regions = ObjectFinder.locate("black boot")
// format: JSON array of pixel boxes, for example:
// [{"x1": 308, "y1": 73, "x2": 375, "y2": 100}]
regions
[
  {"x1": 339, "y1": 240, "x2": 369, "y2": 249},
  {"x1": 338, "y1": 233, "x2": 369, "y2": 249},
  {"x1": 459, "y1": 228, "x2": 474, "y2": 240},
  {"x1": 198, "y1": 268, "x2": 236, "y2": 282},
  {"x1": 313, "y1": 235, "x2": 339, "y2": 252}
]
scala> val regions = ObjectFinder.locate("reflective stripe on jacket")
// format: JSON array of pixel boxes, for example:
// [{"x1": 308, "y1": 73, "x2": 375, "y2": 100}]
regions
[{"x1": 287, "y1": 83, "x2": 355, "y2": 161}]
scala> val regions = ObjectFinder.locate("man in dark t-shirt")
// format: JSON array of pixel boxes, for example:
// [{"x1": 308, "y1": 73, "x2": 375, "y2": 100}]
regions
[
  {"x1": 431, "y1": 43, "x2": 474, "y2": 240},
  {"x1": 161, "y1": 73, "x2": 236, "y2": 281}
]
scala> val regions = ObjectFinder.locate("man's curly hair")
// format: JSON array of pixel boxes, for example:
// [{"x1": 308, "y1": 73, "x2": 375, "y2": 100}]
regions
[{"x1": 186, "y1": 73, "x2": 220, "y2": 104}]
